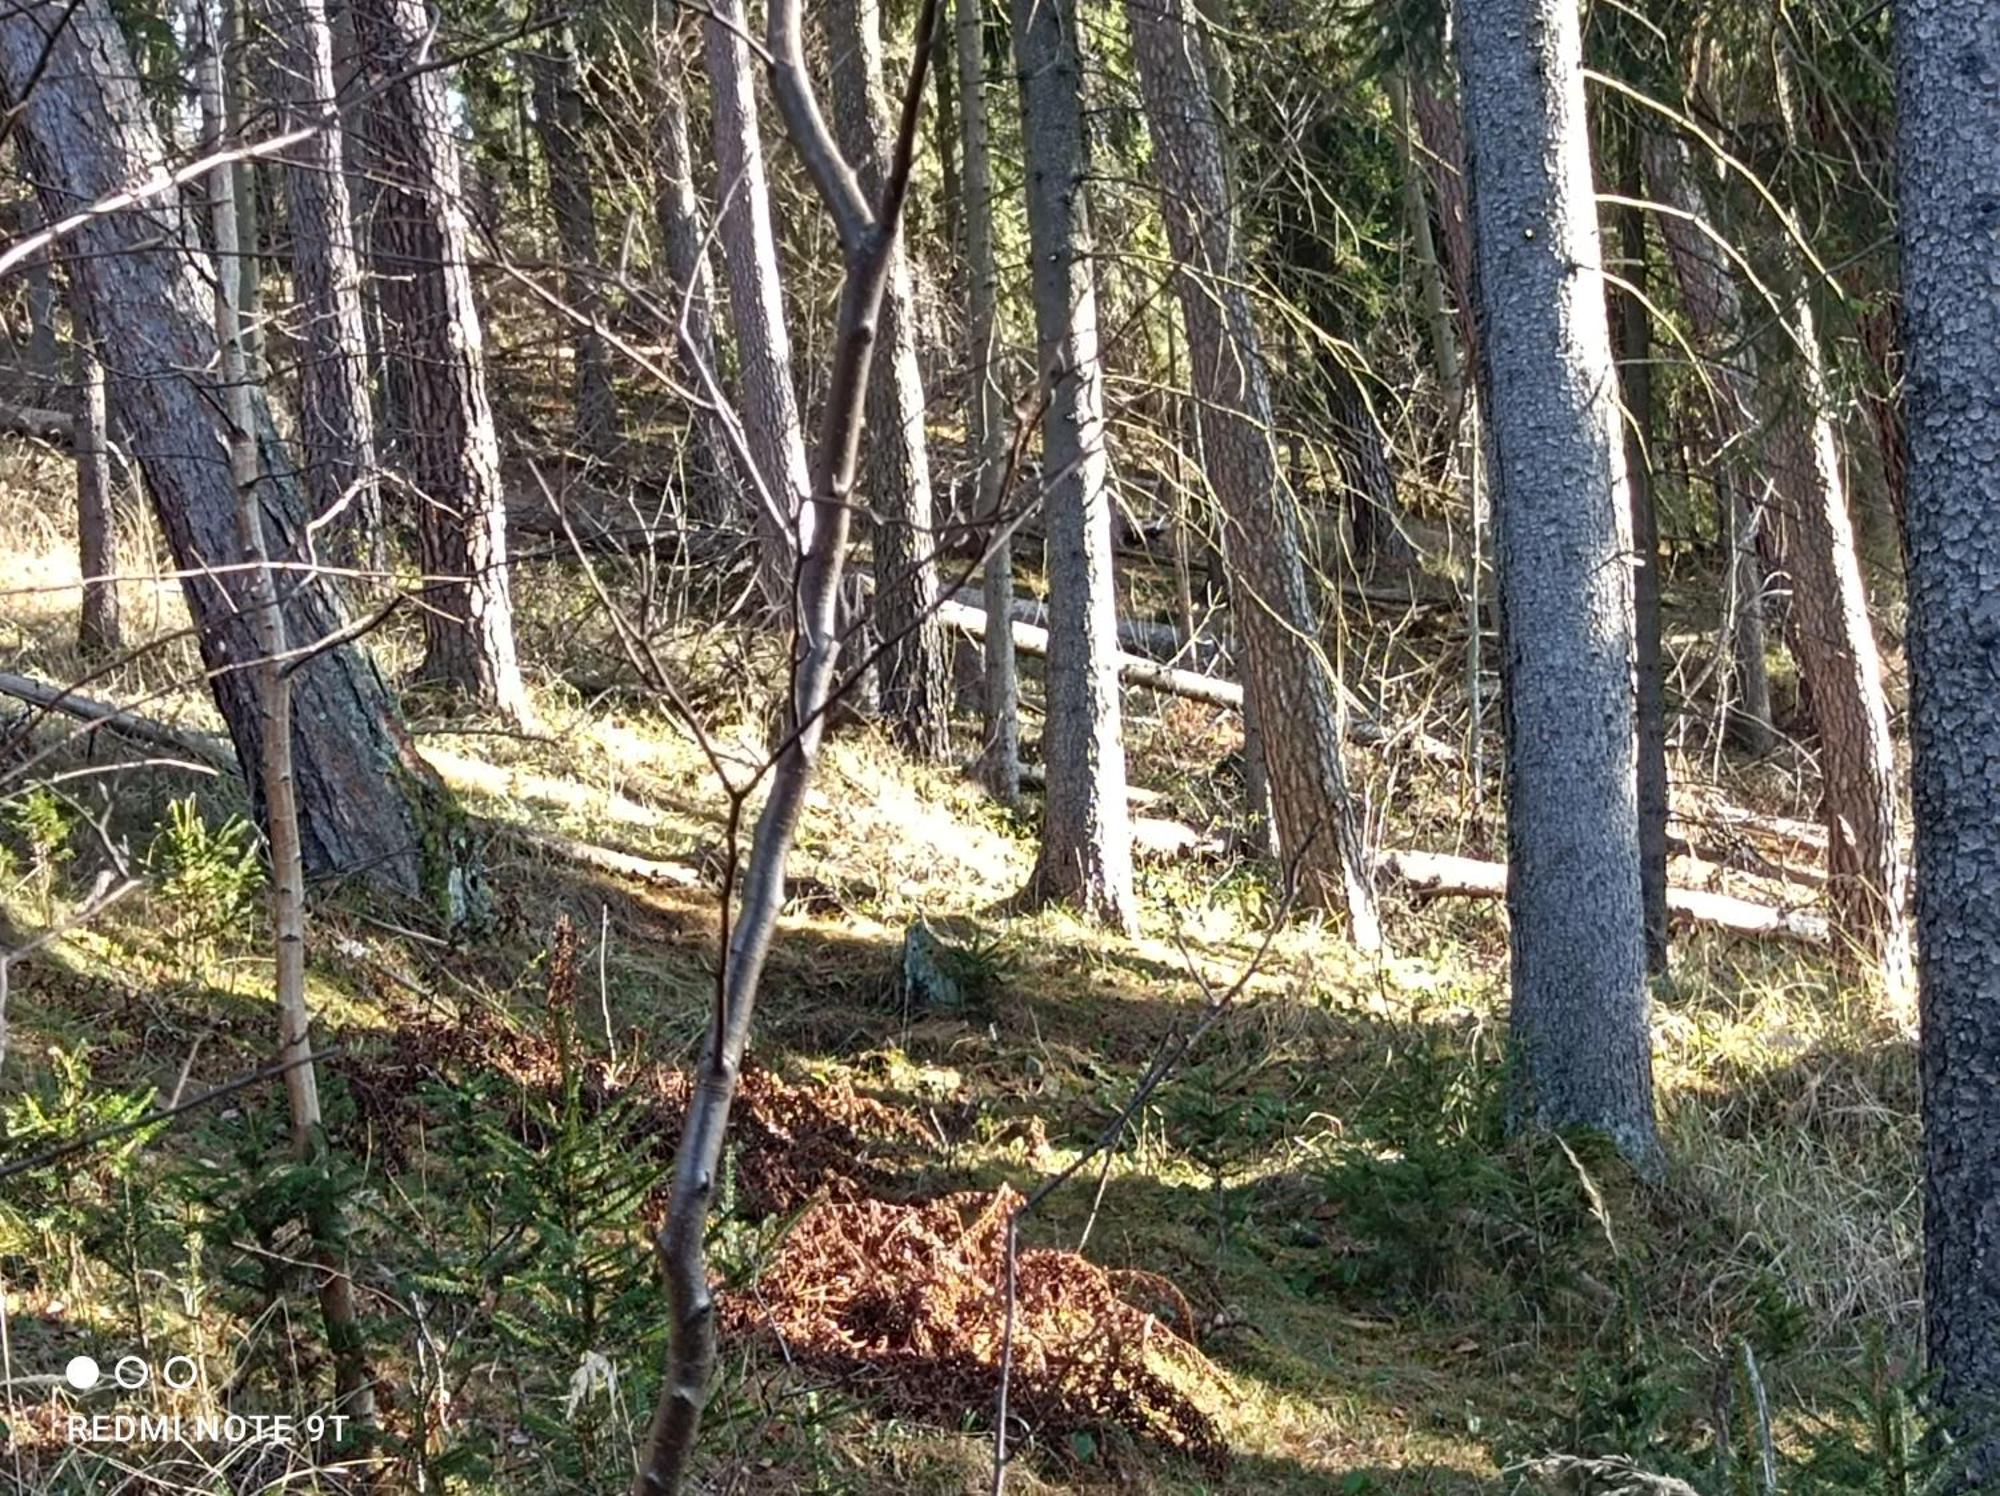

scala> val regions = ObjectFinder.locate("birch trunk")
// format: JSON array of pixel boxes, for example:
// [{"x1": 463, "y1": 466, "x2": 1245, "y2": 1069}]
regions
[{"x1": 74, "y1": 318, "x2": 121, "y2": 658}]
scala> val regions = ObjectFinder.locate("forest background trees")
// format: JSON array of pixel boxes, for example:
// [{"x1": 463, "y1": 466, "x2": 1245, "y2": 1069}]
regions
[{"x1": 0, "y1": 0, "x2": 1988, "y2": 1487}]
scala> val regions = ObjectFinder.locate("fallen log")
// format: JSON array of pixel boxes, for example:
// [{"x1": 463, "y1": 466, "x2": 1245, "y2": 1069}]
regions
[
  {"x1": 932, "y1": 595, "x2": 1457, "y2": 761},
  {"x1": 507, "y1": 826, "x2": 700, "y2": 889},
  {"x1": 0, "y1": 670, "x2": 234, "y2": 767},
  {"x1": 1376, "y1": 847, "x2": 1829, "y2": 945},
  {"x1": 0, "y1": 402, "x2": 73, "y2": 443}
]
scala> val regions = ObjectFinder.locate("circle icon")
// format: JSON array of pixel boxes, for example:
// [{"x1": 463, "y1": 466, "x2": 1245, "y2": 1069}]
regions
[
  {"x1": 160, "y1": 1355, "x2": 198, "y2": 1391},
  {"x1": 113, "y1": 1355, "x2": 150, "y2": 1390},
  {"x1": 63, "y1": 1355, "x2": 99, "y2": 1391}
]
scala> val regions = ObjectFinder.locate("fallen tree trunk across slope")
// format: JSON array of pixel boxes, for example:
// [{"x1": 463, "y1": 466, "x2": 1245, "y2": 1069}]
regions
[
  {"x1": 0, "y1": 670, "x2": 1826, "y2": 946},
  {"x1": 1377, "y1": 848, "x2": 1829, "y2": 945}
]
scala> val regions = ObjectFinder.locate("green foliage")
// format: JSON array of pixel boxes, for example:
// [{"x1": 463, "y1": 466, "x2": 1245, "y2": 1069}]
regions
[
  {"x1": 4, "y1": 784, "x2": 77, "y2": 913},
  {"x1": 143, "y1": 795, "x2": 263, "y2": 960},
  {"x1": 0, "y1": 1044, "x2": 162, "y2": 1279}
]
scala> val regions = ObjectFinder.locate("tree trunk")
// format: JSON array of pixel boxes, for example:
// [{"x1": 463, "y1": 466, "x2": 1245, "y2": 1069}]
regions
[
  {"x1": 1611, "y1": 150, "x2": 1670, "y2": 975},
  {"x1": 74, "y1": 322, "x2": 120, "y2": 658},
  {"x1": 271, "y1": 0, "x2": 382, "y2": 573},
  {"x1": 355, "y1": 0, "x2": 530, "y2": 722},
  {"x1": 649, "y1": 10, "x2": 734, "y2": 525},
  {"x1": 198, "y1": 4, "x2": 378, "y2": 1421},
  {"x1": 0, "y1": 0, "x2": 470, "y2": 910},
  {"x1": 1012, "y1": 0, "x2": 1136, "y2": 934},
  {"x1": 1126, "y1": 0, "x2": 1378, "y2": 948},
  {"x1": 958, "y1": 0, "x2": 1017, "y2": 803},
  {"x1": 1642, "y1": 132, "x2": 1779, "y2": 755},
  {"x1": 1897, "y1": 1, "x2": 2000, "y2": 1478},
  {"x1": 702, "y1": 0, "x2": 814, "y2": 600},
  {"x1": 1455, "y1": 0, "x2": 1660, "y2": 1169},
  {"x1": 825, "y1": 0, "x2": 953, "y2": 760},
  {"x1": 221, "y1": 0, "x2": 264, "y2": 380},
  {"x1": 529, "y1": 0, "x2": 618, "y2": 460},
  {"x1": 931, "y1": 6, "x2": 961, "y2": 264}
]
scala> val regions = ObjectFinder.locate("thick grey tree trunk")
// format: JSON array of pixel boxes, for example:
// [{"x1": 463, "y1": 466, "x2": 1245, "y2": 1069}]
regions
[
  {"x1": 825, "y1": 0, "x2": 953, "y2": 760},
  {"x1": 702, "y1": 0, "x2": 814, "y2": 597},
  {"x1": 0, "y1": 0, "x2": 469, "y2": 909},
  {"x1": 649, "y1": 10, "x2": 734, "y2": 526},
  {"x1": 529, "y1": 0, "x2": 618, "y2": 460},
  {"x1": 958, "y1": 0, "x2": 1017, "y2": 803},
  {"x1": 270, "y1": 0, "x2": 382, "y2": 572},
  {"x1": 355, "y1": 0, "x2": 530, "y2": 722},
  {"x1": 1898, "y1": 2, "x2": 2000, "y2": 1478},
  {"x1": 1454, "y1": 0, "x2": 1659, "y2": 1168},
  {"x1": 74, "y1": 321, "x2": 120, "y2": 658},
  {"x1": 1012, "y1": 0, "x2": 1136, "y2": 933},
  {"x1": 1126, "y1": 0, "x2": 1378, "y2": 948}
]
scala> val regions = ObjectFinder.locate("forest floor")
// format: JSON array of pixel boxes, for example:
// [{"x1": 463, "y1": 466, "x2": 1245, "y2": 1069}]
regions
[{"x1": 0, "y1": 457, "x2": 1922, "y2": 1494}]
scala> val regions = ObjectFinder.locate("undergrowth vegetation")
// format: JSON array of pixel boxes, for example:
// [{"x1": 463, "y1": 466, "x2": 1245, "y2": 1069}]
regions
[{"x1": 0, "y1": 476, "x2": 1931, "y2": 1492}]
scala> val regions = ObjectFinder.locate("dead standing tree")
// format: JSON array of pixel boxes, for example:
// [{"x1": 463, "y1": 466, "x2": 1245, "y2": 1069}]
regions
[{"x1": 630, "y1": 2, "x2": 941, "y2": 1489}]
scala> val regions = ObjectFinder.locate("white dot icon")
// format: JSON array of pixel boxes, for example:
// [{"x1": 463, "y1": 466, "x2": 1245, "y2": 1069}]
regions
[{"x1": 64, "y1": 1355, "x2": 100, "y2": 1391}]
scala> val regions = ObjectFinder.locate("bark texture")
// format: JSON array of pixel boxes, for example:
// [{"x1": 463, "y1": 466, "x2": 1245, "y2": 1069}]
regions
[
  {"x1": 529, "y1": 0, "x2": 618, "y2": 459},
  {"x1": 1454, "y1": 0, "x2": 1659, "y2": 1167},
  {"x1": 958, "y1": 0, "x2": 1018, "y2": 802},
  {"x1": 825, "y1": 0, "x2": 953, "y2": 759},
  {"x1": 74, "y1": 325, "x2": 121, "y2": 658},
  {"x1": 703, "y1": 0, "x2": 814, "y2": 595},
  {"x1": 1126, "y1": 0, "x2": 1378, "y2": 948},
  {"x1": 0, "y1": 0, "x2": 466, "y2": 908},
  {"x1": 271, "y1": 0, "x2": 381, "y2": 570},
  {"x1": 1013, "y1": 0, "x2": 1136, "y2": 933},
  {"x1": 650, "y1": 12, "x2": 734, "y2": 524},
  {"x1": 355, "y1": 0, "x2": 529, "y2": 721},
  {"x1": 1896, "y1": 2, "x2": 2000, "y2": 1474}
]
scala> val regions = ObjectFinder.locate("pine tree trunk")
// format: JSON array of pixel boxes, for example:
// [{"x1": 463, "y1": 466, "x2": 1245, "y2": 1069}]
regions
[
  {"x1": 958, "y1": 0, "x2": 1017, "y2": 803},
  {"x1": 355, "y1": 0, "x2": 530, "y2": 722},
  {"x1": 74, "y1": 321, "x2": 121, "y2": 658},
  {"x1": 529, "y1": 0, "x2": 618, "y2": 460},
  {"x1": 0, "y1": 0, "x2": 470, "y2": 911},
  {"x1": 1611, "y1": 162, "x2": 1670, "y2": 975},
  {"x1": 1013, "y1": 0, "x2": 1136, "y2": 934},
  {"x1": 1126, "y1": 0, "x2": 1378, "y2": 948},
  {"x1": 1759, "y1": 295, "x2": 1909, "y2": 985},
  {"x1": 1643, "y1": 132, "x2": 1779, "y2": 754},
  {"x1": 702, "y1": 0, "x2": 814, "y2": 599},
  {"x1": 649, "y1": 12, "x2": 734, "y2": 526},
  {"x1": 825, "y1": 0, "x2": 952, "y2": 760},
  {"x1": 1455, "y1": 0, "x2": 1659, "y2": 1169},
  {"x1": 271, "y1": 0, "x2": 382, "y2": 573},
  {"x1": 1898, "y1": 1, "x2": 2000, "y2": 1477}
]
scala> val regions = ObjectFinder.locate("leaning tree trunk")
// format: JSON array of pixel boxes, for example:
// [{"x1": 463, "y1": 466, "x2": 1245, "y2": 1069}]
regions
[
  {"x1": 1643, "y1": 133, "x2": 1780, "y2": 756},
  {"x1": 355, "y1": 0, "x2": 530, "y2": 723},
  {"x1": 271, "y1": 0, "x2": 382, "y2": 573},
  {"x1": 73, "y1": 315, "x2": 121, "y2": 658},
  {"x1": 649, "y1": 10, "x2": 735, "y2": 526},
  {"x1": 529, "y1": 0, "x2": 618, "y2": 460},
  {"x1": 1012, "y1": 0, "x2": 1136, "y2": 934},
  {"x1": 958, "y1": 0, "x2": 1018, "y2": 803},
  {"x1": 703, "y1": 0, "x2": 814, "y2": 598},
  {"x1": 825, "y1": 0, "x2": 953, "y2": 760},
  {"x1": 1898, "y1": 0, "x2": 2000, "y2": 1481},
  {"x1": 0, "y1": 0, "x2": 470, "y2": 911},
  {"x1": 1759, "y1": 292, "x2": 1909, "y2": 986},
  {"x1": 1455, "y1": 0, "x2": 1660, "y2": 1169},
  {"x1": 1126, "y1": 0, "x2": 1379, "y2": 949}
]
